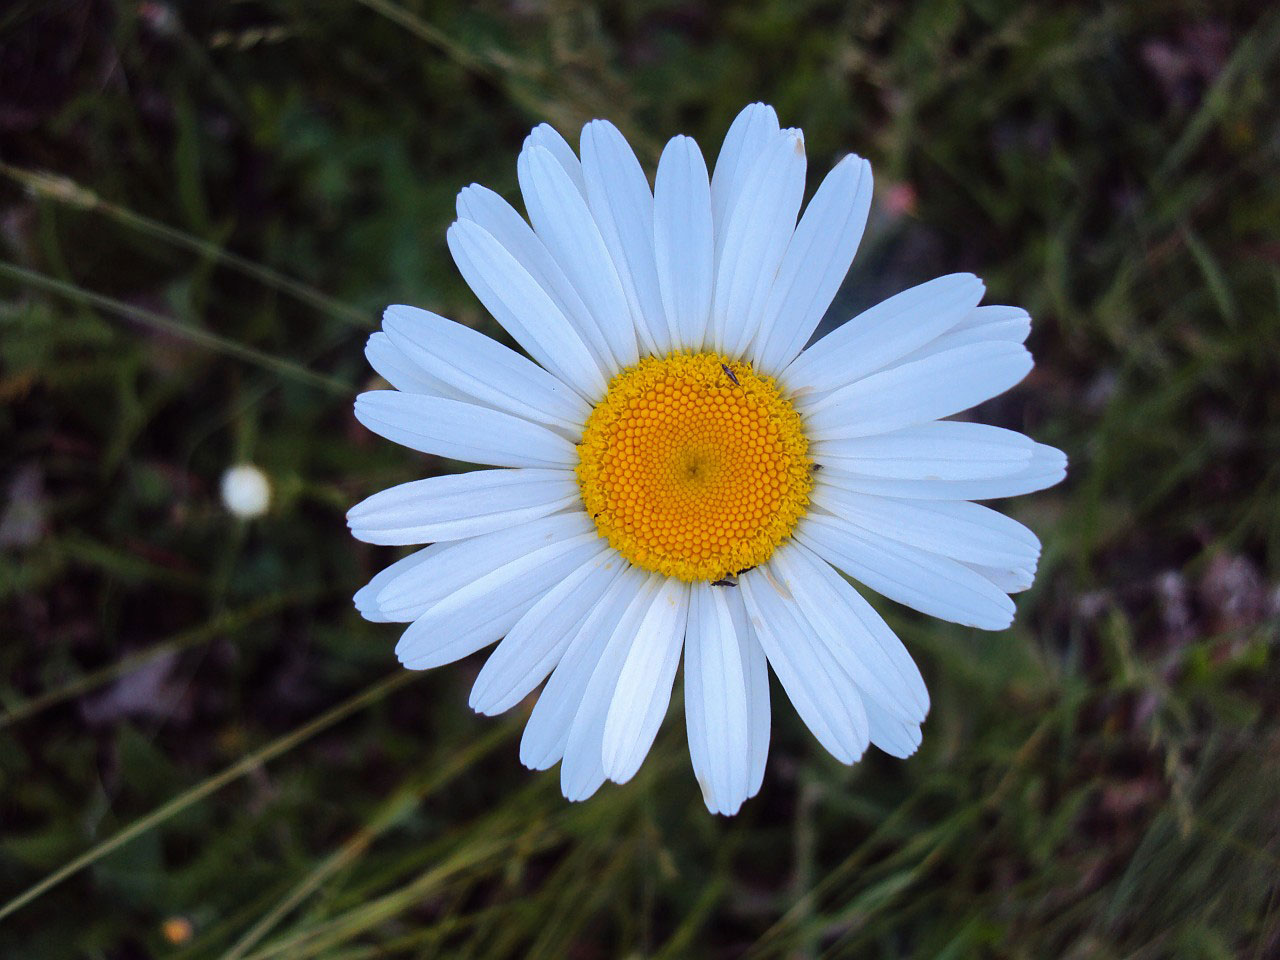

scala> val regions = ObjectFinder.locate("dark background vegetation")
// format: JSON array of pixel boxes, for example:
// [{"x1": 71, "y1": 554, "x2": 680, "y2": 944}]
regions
[{"x1": 2, "y1": 1, "x2": 1278, "y2": 957}]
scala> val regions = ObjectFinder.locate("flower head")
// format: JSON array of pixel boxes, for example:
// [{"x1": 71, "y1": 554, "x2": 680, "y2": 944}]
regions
[
  {"x1": 348, "y1": 103, "x2": 1066, "y2": 814},
  {"x1": 221, "y1": 463, "x2": 271, "y2": 518}
]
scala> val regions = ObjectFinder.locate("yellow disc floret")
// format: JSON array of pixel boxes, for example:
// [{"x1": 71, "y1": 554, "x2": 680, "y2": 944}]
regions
[{"x1": 576, "y1": 352, "x2": 812, "y2": 582}]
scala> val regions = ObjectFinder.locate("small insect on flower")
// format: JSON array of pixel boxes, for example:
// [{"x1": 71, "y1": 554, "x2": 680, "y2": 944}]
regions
[{"x1": 348, "y1": 102, "x2": 1066, "y2": 815}]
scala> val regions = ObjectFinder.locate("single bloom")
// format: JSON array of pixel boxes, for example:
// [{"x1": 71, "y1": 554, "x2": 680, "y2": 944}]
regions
[
  {"x1": 221, "y1": 463, "x2": 271, "y2": 518},
  {"x1": 348, "y1": 103, "x2": 1066, "y2": 814}
]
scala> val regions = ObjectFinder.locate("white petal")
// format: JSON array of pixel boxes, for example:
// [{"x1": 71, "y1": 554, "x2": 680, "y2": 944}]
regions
[
  {"x1": 470, "y1": 548, "x2": 626, "y2": 715},
  {"x1": 800, "y1": 341, "x2": 1034, "y2": 441},
  {"x1": 732, "y1": 595, "x2": 771, "y2": 798},
  {"x1": 895, "y1": 305, "x2": 1032, "y2": 363},
  {"x1": 561, "y1": 574, "x2": 665, "y2": 801},
  {"x1": 518, "y1": 145, "x2": 638, "y2": 372},
  {"x1": 714, "y1": 591, "x2": 771, "y2": 798},
  {"x1": 964, "y1": 559, "x2": 1038, "y2": 594},
  {"x1": 770, "y1": 542, "x2": 929, "y2": 722},
  {"x1": 796, "y1": 513, "x2": 1016, "y2": 630},
  {"x1": 601, "y1": 578, "x2": 690, "y2": 784},
  {"x1": 382, "y1": 305, "x2": 590, "y2": 434},
  {"x1": 375, "y1": 511, "x2": 594, "y2": 622},
  {"x1": 520, "y1": 568, "x2": 647, "y2": 771},
  {"x1": 654, "y1": 135, "x2": 714, "y2": 352},
  {"x1": 865, "y1": 699, "x2": 923, "y2": 759},
  {"x1": 740, "y1": 569, "x2": 869, "y2": 764},
  {"x1": 685, "y1": 584, "x2": 752, "y2": 815},
  {"x1": 580, "y1": 120, "x2": 669, "y2": 356},
  {"x1": 811, "y1": 485, "x2": 1041, "y2": 568},
  {"x1": 750, "y1": 154, "x2": 874, "y2": 373},
  {"x1": 394, "y1": 530, "x2": 602, "y2": 670},
  {"x1": 364, "y1": 333, "x2": 467, "y2": 400},
  {"x1": 354, "y1": 391, "x2": 576, "y2": 468},
  {"x1": 455, "y1": 184, "x2": 617, "y2": 379},
  {"x1": 353, "y1": 544, "x2": 438, "y2": 623},
  {"x1": 447, "y1": 219, "x2": 607, "y2": 398},
  {"x1": 824, "y1": 442, "x2": 1067, "y2": 500},
  {"x1": 782, "y1": 273, "x2": 984, "y2": 396},
  {"x1": 347, "y1": 468, "x2": 580, "y2": 545},
  {"x1": 711, "y1": 103, "x2": 780, "y2": 243},
  {"x1": 953, "y1": 304, "x2": 1032, "y2": 338},
  {"x1": 523, "y1": 123, "x2": 585, "y2": 196},
  {"x1": 712, "y1": 129, "x2": 806, "y2": 357},
  {"x1": 811, "y1": 421, "x2": 1036, "y2": 481}
]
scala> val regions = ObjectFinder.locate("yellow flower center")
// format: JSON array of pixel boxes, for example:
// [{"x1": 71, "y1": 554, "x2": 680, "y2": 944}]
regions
[{"x1": 576, "y1": 352, "x2": 812, "y2": 582}]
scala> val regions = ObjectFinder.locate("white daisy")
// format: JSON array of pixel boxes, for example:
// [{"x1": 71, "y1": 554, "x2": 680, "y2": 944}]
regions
[{"x1": 348, "y1": 103, "x2": 1066, "y2": 815}]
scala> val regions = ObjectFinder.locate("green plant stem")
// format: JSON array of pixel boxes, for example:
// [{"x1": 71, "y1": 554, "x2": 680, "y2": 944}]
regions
[
  {"x1": 0, "y1": 261, "x2": 353, "y2": 396},
  {"x1": 0, "y1": 671, "x2": 418, "y2": 924},
  {"x1": 0, "y1": 164, "x2": 370, "y2": 328}
]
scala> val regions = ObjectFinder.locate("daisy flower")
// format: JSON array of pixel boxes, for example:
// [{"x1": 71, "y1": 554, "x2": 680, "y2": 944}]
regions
[{"x1": 348, "y1": 103, "x2": 1066, "y2": 814}]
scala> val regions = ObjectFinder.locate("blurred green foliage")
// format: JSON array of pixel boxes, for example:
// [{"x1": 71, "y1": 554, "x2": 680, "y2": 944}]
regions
[{"x1": 1, "y1": 1, "x2": 1278, "y2": 957}]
